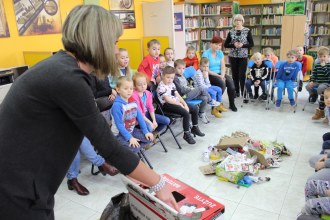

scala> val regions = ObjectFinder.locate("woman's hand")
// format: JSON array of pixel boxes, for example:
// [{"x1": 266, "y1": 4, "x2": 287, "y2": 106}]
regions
[
  {"x1": 145, "y1": 133, "x2": 154, "y2": 142},
  {"x1": 155, "y1": 185, "x2": 180, "y2": 211},
  {"x1": 129, "y1": 137, "x2": 140, "y2": 148},
  {"x1": 234, "y1": 42, "x2": 243, "y2": 48},
  {"x1": 108, "y1": 94, "x2": 116, "y2": 101},
  {"x1": 219, "y1": 74, "x2": 225, "y2": 81}
]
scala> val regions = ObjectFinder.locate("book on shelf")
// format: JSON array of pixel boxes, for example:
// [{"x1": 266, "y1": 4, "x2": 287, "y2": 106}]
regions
[
  {"x1": 185, "y1": 4, "x2": 200, "y2": 16},
  {"x1": 239, "y1": 7, "x2": 262, "y2": 15},
  {"x1": 262, "y1": 15, "x2": 282, "y2": 25},
  {"x1": 185, "y1": 18, "x2": 199, "y2": 29},
  {"x1": 313, "y1": 3, "x2": 330, "y2": 12},
  {"x1": 262, "y1": 5, "x2": 283, "y2": 14}
]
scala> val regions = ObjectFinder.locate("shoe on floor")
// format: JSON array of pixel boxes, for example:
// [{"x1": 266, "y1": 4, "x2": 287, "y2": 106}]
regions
[
  {"x1": 67, "y1": 178, "x2": 89, "y2": 196},
  {"x1": 229, "y1": 104, "x2": 238, "y2": 112},
  {"x1": 183, "y1": 132, "x2": 196, "y2": 144},
  {"x1": 236, "y1": 92, "x2": 240, "y2": 98},
  {"x1": 211, "y1": 107, "x2": 222, "y2": 118},
  {"x1": 215, "y1": 103, "x2": 228, "y2": 112},
  {"x1": 289, "y1": 99, "x2": 296, "y2": 107},
  {"x1": 98, "y1": 162, "x2": 120, "y2": 176},
  {"x1": 312, "y1": 108, "x2": 324, "y2": 120},
  {"x1": 275, "y1": 100, "x2": 281, "y2": 108},
  {"x1": 260, "y1": 93, "x2": 267, "y2": 101},
  {"x1": 243, "y1": 99, "x2": 249, "y2": 103},
  {"x1": 191, "y1": 125, "x2": 205, "y2": 137},
  {"x1": 208, "y1": 99, "x2": 220, "y2": 107},
  {"x1": 309, "y1": 94, "x2": 318, "y2": 103},
  {"x1": 199, "y1": 112, "x2": 210, "y2": 124},
  {"x1": 323, "y1": 117, "x2": 329, "y2": 124},
  {"x1": 253, "y1": 93, "x2": 259, "y2": 99}
]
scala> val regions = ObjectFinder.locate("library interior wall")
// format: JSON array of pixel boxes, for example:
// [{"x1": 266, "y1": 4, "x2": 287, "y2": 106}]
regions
[{"x1": 0, "y1": 0, "x2": 144, "y2": 68}]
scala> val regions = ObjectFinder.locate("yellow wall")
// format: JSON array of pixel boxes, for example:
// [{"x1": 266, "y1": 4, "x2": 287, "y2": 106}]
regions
[
  {"x1": 239, "y1": 0, "x2": 272, "y2": 5},
  {"x1": 0, "y1": 0, "x2": 144, "y2": 68}
]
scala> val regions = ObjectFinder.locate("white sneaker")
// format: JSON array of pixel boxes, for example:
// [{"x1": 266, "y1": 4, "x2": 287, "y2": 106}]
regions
[
  {"x1": 199, "y1": 112, "x2": 210, "y2": 124},
  {"x1": 208, "y1": 99, "x2": 220, "y2": 107}
]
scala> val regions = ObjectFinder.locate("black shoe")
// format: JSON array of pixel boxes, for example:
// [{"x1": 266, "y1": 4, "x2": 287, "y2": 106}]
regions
[
  {"x1": 229, "y1": 104, "x2": 238, "y2": 112},
  {"x1": 298, "y1": 80, "x2": 303, "y2": 92},
  {"x1": 248, "y1": 93, "x2": 253, "y2": 99},
  {"x1": 309, "y1": 94, "x2": 318, "y2": 103},
  {"x1": 183, "y1": 132, "x2": 196, "y2": 144},
  {"x1": 260, "y1": 93, "x2": 267, "y2": 100},
  {"x1": 191, "y1": 126, "x2": 205, "y2": 137},
  {"x1": 67, "y1": 178, "x2": 89, "y2": 196},
  {"x1": 236, "y1": 92, "x2": 240, "y2": 98},
  {"x1": 253, "y1": 93, "x2": 259, "y2": 99},
  {"x1": 243, "y1": 99, "x2": 249, "y2": 103}
]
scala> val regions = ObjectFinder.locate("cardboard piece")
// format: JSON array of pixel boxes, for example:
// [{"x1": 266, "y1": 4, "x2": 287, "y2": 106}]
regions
[
  {"x1": 122, "y1": 174, "x2": 225, "y2": 220},
  {"x1": 248, "y1": 149, "x2": 269, "y2": 167},
  {"x1": 216, "y1": 137, "x2": 247, "y2": 150},
  {"x1": 199, "y1": 164, "x2": 216, "y2": 175}
]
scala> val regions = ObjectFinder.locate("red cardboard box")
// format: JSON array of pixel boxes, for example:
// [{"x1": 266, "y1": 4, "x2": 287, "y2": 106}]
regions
[{"x1": 122, "y1": 174, "x2": 225, "y2": 220}]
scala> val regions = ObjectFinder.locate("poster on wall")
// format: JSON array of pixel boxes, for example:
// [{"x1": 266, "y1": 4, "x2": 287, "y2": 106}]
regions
[
  {"x1": 174, "y1": 12, "x2": 183, "y2": 32},
  {"x1": 0, "y1": 0, "x2": 10, "y2": 37},
  {"x1": 109, "y1": 0, "x2": 136, "y2": 29},
  {"x1": 13, "y1": 0, "x2": 62, "y2": 36},
  {"x1": 284, "y1": 1, "x2": 306, "y2": 15}
]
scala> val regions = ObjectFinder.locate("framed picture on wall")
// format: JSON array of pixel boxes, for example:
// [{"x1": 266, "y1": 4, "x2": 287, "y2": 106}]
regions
[
  {"x1": 0, "y1": 0, "x2": 10, "y2": 37},
  {"x1": 13, "y1": 0, "x2": 62, "y2": 36},
  {"x1": 284, "y1": 1, "x2": 306, "y2": 15},
  {"x1": 109, "y1": 0, "x2": 136, "y2": 29}
]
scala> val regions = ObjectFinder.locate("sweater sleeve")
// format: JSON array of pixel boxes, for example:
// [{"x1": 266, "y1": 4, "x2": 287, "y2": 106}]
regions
[
  {"x1": 174, "y1": 75, "x2": 184, "y2": 96},
  {"x1": 224, "y1": 32, "x2": 235, "y2": 48},
  {"x1": 242, "y1": 30, "x2": 254, "y2": 48},
  {"x1": 138, "y1": 57, "x2": 148, "y2": 75},
  {"x1": 146, "y1": 91, "x2": 155, "y2": 113},
  {"x1": 95, "y1": 77, "x2": 113, "y2": 98},
  {"x1": 53, "y1": 74, "x2": 139, "y2": 175},
  {"x1": 276, "y1": 64, "x2": 284, "y2": 80},
  {"x1": 111, "y1": 102, "x2": 133, "y2": 141}
]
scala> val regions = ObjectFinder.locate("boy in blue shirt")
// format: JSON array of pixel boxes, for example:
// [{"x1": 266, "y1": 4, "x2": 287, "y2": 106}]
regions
[
  {"x1": 111, "y1": 76, "x2": 154, "y2": 152},
  {"x1": 275, "y1": 50, "x2": 301, "y2": 107}
]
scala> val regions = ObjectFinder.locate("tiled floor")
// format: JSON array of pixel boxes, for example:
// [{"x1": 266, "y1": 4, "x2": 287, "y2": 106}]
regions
[{"x1": 54, "y1": 88, "x2": 328, "y2": 220}]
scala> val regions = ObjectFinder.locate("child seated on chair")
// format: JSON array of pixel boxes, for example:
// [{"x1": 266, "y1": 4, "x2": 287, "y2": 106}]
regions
[
  {"x1": 193, "y1": 57, "x2": 228, "y2": 119},
  {"x1": 275, "y1": 50, "x2": 300, "y2": 108},
  {"x1": 308, "y1": 47, "x2": 330, "y2": 120},
  {"x1": 157, "y1": 66, "x2": 205, "y2": 145},
  {"x1": 138, "y1": 39, "x2": 161, "y2": 91},
  {"x1": 295, "y1": 45, "x2": 307, "y2": 91},
  {"x1": 111, "y1": 76, "x2": 154, "y2": 153},
  {"x1": 244, "y1": 52, "x2": 270, "y2": 103},
  {"x1": 130, "y1": 72, "x2": 170, "y2": 134},
  {"x1": 108, "y1": 48, "x2": 132, "y2": 88},
  {"x1": 164, "y1": 48, "x2": 175, "y2": 67},
  {"x1": 173, "y1": 59, "x2": 210, "y2": 124},
  {"x1": 183, "y1": 46, "x2": 199, "y2": 70}
]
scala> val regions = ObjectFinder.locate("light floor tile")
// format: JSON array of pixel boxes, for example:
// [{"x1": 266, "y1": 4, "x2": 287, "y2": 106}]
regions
[
  {"x1": 230, "y1": 204, "x2": 279, "y2": 220},
  {"x1": 54, "y1": 201, "x2": 97, "y2": 220}
]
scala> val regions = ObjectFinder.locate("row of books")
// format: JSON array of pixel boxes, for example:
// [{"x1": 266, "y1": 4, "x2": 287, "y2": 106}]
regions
[
  {"x1": 184, "y1": 4, "x2": 200, "y2": 16},
  {"x1": 262, "y1": 15, "x2": 282, "y2": 25},
  {"x1": 200, "y1": 29, "x2": 229, "y2": 40},
  {"x1": 245, "y1": 17, "x2": 260, "y2": 26},
  {"x1": 262, "y1": 6, "x2": 283, "y2": 14},
  {"x1": 240, "y1": 8, "x2": 262, "y2": 15},
  {"x1": 201, "y1": 4, "x2": 232, "y2": 15},
  {"x1": 313, "y1": 3, "x2": 329, "y2": 12},
  {"x1": 312, "y1": 14, "x2": 330, "y2": 24},
  {"x1": 185, "y1": 31, "x2": 199, "y2": 42},
  {"x1": 263, "y1": 27, "x2": 281, "y2": 35},
  {"x1": 185, "y1": 18, "x2": 199, "y2": 29},
  {"x1": 261, "y1": 38, "x2": 280, "y2": 46},
  {"x1": 310, "y1": 26, "x2": 329, "y2": 35},
  {"x1": 200, "y1": 17, "x2": 233, "y2": 28},
  {"x1": 309, "y1": 37, "x2": 329, "y2": 47}
]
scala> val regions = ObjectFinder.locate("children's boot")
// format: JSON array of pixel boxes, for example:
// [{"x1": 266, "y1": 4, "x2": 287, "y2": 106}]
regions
[
  {"x1": 211, "y1": 107, "x2": 222, "y2": 118},
  {"x1": 191, "y1": 125, "x2": 205, "y2": 137},
  {"x1": 216, "y1": 103, "x2": 228, "y2": 112},
  {"x1": 183, "y1": 131, "x2": 196, "y2": 144},
  {"x1": 323, "y1": 117, "x2": 329, "y2": 124},
  {"x1": 312, "y1": 108, "x2": 324, "y2": 120}
]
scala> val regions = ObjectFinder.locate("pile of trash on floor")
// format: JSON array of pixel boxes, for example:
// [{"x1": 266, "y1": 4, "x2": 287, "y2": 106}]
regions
[{"x1": 199, "y1": 131, "x2": 292, "y2": 188}]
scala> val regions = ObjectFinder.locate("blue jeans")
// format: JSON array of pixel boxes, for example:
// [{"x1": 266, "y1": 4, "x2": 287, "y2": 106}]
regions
[
  {"x1": 145, "y1": 112, "x2": 170, "y2": 132},
  {"x1": 245, "y1": 79, "x2": 266, "y2": 94},
  {"x1": 277, "y1": 80, "x2": 294, "y2": 100},
  {"x1": 208, "y1": 86, "x2": 222, "y2": 102},
  {"x1": 67, "y1": 137, "x2": 105, "y2": 180}
]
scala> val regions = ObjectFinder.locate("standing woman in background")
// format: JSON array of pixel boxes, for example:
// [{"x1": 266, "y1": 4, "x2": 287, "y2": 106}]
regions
[
  {"x1": 0, "y1": 5, "x2": 178, "y2": 219},
  {"x1": 225, "y1": 14, "x2": 254, "y2": 98}
]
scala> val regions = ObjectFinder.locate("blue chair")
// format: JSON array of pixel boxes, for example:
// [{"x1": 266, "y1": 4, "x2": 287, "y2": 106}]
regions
[{"x1": 183, "y1": 66, "x2": 203, "y2": 106}]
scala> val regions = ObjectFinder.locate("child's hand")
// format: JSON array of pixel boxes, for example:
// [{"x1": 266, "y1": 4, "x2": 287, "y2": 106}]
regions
[
  {"x1": 147, "y1": 121, "x2": 155, "y2": 131},
  {"x1": 152, "y1": 121, "x2": 158, "y2": 130},
  {"x1": 315, "y1": 161, "x2": 325, "y2": 171},
  {"x1": 129, "y1": 137, "x2": 140, "y2": 148},
  {"x1": 202, "y1": 71, "x2": 208, "y2": 78},
  {"x1": 145, "y1": 133, "x2": 154, "y2": 142},
  {"x1": 308, "y1": 82, "x2": 314, "y2": 87}
]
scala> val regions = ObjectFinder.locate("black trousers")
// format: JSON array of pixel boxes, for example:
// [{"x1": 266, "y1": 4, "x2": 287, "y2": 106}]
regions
[
  {"x1": 209, "y1": 74, "x2": 236, "y2": 107},
  {"x1": 229, "y1": 57, "x2": 248, "y2": 95},
  {"x1": 162, "y1": 103, "x2": 198, "y2": 132}
]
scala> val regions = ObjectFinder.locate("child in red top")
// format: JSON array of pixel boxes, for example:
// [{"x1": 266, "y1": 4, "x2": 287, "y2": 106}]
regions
[
  {"x1": 138, "y1": 39, "x2": 161, "y2": 91},
  {"x1": 183, "y1": 46, "x2": 199, "y2": 70},
  {"x1": 296, "y1": 45, "x2": 307, "y2": 91}
]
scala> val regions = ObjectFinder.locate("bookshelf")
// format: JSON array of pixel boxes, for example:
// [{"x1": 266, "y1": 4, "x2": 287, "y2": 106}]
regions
[
  {"x1": 174, "y1": 1, "x2": 238, "y2": 59},
  {"x1": 309, "y1": 0, "x2": 330, "y2": 48},
  {"x1": 240, "y1": 3, "x2": 283, "y2": 57}
]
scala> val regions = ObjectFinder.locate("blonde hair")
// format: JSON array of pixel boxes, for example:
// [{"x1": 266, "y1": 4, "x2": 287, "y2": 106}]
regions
[
  {"x1": 62, "y1": 5, "x2": 122, "y2": 79},
  {"x1": 263, "y1": 47, "x2": 274, "y2": 55},
  {"x1": 200, "y1": 57, "x2": 209, "y2": 66},
  {"x1": 117, "y1": 48, "x2": 132, "y2": 78},
  {"x1": 318, "y1": 46, "x2": 330, "y2": 56},
  {"x1": 252, "y1": 52, "x2": 262, "y2": 61},
  {"x1": 233, "y1": 14, "x2": 244, "y2": 24},
  {"x1": 287, "y1": 50, "x2": 297, "y2": 57},
  {"x1": 186, "y1": 46, "x2": 196, "y2": 54},
  {"x1": 147, "y1": 39, "x2": 160, "y2": 48},
  {"x1": 164, "y1": 48, "x2": 175, "y2": 62},
  {"x1": 174, "y1": 59, "x2": 186, "y2": 68},
  {"x1": 132, "y1": 72, "x2": 149, "y2": 87},
  {"x1": 116, "y1": 76, "x2": 132, "y2": 89}
]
